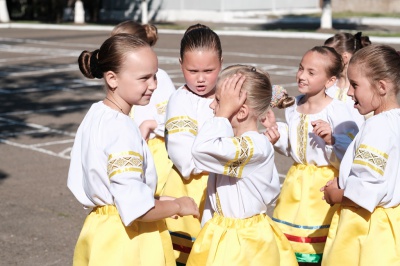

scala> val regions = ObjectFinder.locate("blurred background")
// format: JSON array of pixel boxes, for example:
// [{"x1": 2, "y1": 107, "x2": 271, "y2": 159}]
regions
[{"x1": 1, "y1": 0, "x2": 400, "y2": 35}]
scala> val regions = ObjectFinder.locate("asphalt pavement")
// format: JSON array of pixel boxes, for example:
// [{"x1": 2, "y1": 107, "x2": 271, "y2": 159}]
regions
[{"x1": 0, "y1": 22, "x2": 400, "y2": 266}]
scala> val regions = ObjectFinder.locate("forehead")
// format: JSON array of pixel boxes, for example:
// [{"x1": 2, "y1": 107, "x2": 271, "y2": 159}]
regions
[
  {"x1": 182, "y1": 49, "x2": 220, "y2": 62},
  {"x1": 301, "y1": 51, "x2": 330, "y2": 72},
  {"x1": 347, "y1": 62, "x2": 365, "y2": 78},
  {"x1": 123, "y1": 47, "x2": 158, "y2": 71},
  {"x1": 302, "y1": 50, "x2": 327, "y2": 63}
]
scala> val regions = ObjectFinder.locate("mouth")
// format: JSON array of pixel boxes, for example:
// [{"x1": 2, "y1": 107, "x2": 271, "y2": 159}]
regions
[
  {"x1": 196, "y1": 85, "x2": 207, "y2": 92},
  {"x1": 298, "y1": 81, "x2": 306, "y2": 88}
]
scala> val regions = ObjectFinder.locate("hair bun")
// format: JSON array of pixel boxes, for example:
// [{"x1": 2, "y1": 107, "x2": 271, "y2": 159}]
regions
[{"x1": 270, "y1": 85, "x2": 288, "y2": 108}]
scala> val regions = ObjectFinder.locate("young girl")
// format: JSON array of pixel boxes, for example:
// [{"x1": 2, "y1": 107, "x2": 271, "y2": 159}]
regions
[
  {"x1": 186, "y1": 65, "x2": 298, "y2": 266},
  {"x1": 321, "y1": 45, "x2": 400, "y2": 265},
  {"x1": 324, "y1": 32, "x2": 372, "y2": 124},
  {"x1": 161, "y1": 23, "x2": 223, "y2": 264},
  {"x1": 264, "y1": 46, "x2": 360, "y2": 265},
  {"x1": 67, "y1": 34, "x2": 199, "y2": 266},
  {"x1": 111, "y1": 20, "x2": 176, "y2": 196}
]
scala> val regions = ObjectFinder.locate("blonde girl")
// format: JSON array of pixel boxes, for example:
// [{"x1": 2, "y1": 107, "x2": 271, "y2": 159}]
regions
[
  {"x1": 186, "y1": 65, "x2": 297, "y2": 266},
  {"x1": 322, "y1": 44, "x2": 400, "y2": 266}
]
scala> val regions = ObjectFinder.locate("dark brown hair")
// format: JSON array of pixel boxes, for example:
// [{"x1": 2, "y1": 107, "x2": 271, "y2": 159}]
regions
[
  {"x1": 111, "y1": 20, "x2": 158, "y2": 46},
  {"x1": 180, "y1": 23, "x2": 222, "y2": 61},
  {"x1": 78, "y1": 34, "x2": 149, "y2": 80},
  {"x1": 324, "y1": 32, "x2": 371, "y2": 55},
  {"x1": 310, "y1": 46, "x2": 344, "y2": 78}
]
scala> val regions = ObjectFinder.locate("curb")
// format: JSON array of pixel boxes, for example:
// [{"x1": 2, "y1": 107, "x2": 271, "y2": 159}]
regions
[{"x1": 1, "y1": 22, "x2": 400, "y2": 44}]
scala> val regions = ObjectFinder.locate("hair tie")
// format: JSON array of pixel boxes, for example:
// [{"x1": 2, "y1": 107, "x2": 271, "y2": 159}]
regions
[
  {"x1": 270, "y1": 85, "x2": 288, "y2": 108},
  {"x1": 90, "y1": 49, "x2": 103, "y2": 79},
  {"x1": 354, "y1": 32, "x2": 362, "y2": 51}
]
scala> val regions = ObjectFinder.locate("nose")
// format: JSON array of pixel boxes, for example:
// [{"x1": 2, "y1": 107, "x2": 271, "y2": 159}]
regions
[
  {"x1": 347, "y1": 86, "x2": 354, "y2": 97},
  {"x1": 296, "y1": 70, "x2": 304, "y2": 80},
  {"x1": 197, "y1": 73, "x2": 205, "y2": 83},
  {"x1": 149, "y1": 76, "x2": 157, "y2": 91}
]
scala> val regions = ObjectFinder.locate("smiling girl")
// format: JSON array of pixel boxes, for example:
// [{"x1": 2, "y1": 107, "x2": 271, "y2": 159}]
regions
[
  {"x1": 68, "y1": 34, "x2": 199, "y2": 266},
  {"x1": 321, "y1": 44, "x2": 400, "y2": 266},
  {"x1": 264, "y1": 46, "x2": 360, "y2": 265}
]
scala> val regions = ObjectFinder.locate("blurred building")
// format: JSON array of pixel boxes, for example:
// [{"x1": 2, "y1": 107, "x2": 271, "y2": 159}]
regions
[{"x1": 99, "y1": 0, "x2": 321, "y2": 23}]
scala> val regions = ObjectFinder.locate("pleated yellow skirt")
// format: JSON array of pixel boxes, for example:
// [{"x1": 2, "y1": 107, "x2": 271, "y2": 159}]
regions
[
  {"x1": 147, "y1": 137, "x2": 173, "y2": 197},
  {"x1": 161, "y1": 167, "x2": 208, "y2": 265},
  {"x1": 73, "y1": 205, "x2": 175, "y2": 266},
  {"x1": 322, "y1": 205, "x2": 400, "y2": 266},
  {"x1": 186, "y1": 213, "x2": 298, "y2": 266},
  {"x1": 273, "y1": 163, "x2": 338, "y2": 263}
]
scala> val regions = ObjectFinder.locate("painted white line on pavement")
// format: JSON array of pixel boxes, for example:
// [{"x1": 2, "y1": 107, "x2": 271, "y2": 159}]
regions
[
  {"x1": 0, "y1": 37, "x2": 99, "y2": 49},
  {"x1": 0, "y1": 138, "x2": 71, "y2": 159},
  {"x1": 0, "y1": 55, "x2": 62, "y2": 64},
  {"x1": 31, "y1": 139, "x2": 75, "y2": 147},
  {"x1": 0, "y1": 104, "x2": 91, "y2": 116},
  {"x1": 0, "y1": 117, "x2": 76, "y2": 137}
]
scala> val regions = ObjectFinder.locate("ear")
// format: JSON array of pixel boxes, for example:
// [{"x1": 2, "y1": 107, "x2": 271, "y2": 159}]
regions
[
  {"x1": 220, "y1": 56, "x2": 224, "y2": 64},
  {"x1": 236, "y1": 104, "x2": 249, "y2": 120},
  {"x1": 377, "y1": 80, "x2": 389, "y2": 96},
  {"x1": 342, "y1": 52, "x2": 351, "y2": 65},
  {"x1": 105, "y1": 71, "x2": 118, "y2": 90},
  {"x1": 325, "y1": 76, "x2": 337, "y2": 89}
]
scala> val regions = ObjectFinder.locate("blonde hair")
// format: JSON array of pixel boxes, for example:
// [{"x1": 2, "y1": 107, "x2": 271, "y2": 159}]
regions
[
  {"x1": 111, "y1": 20, "x2": 158, "y2": 46},
  {"x1": 350, "y1": 44, "x2": 400, "y2": 95},
  {"x1": 217, "y1": 65, "x2": 273, "y2": 117}
]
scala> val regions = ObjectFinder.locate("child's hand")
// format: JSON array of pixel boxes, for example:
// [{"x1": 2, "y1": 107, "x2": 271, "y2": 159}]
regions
[
  {"x1": 261, "y1": 109, "x2": 280, "y2": 144},
  {"x1": 321, "y1": 177, "x2": 342, "y2": 206},
  {"x1": 311, "y1": 119, "x2": 334, "y2": 145},
  {"x1": 139, "y1": 120, "x2": 157, "y2": 141},
  {"x1": 215, "y1": 74, "x2": 247, "y2": 118},
  {"x1": 174, "y1": 197, "x2": 200, "y2": 219}
]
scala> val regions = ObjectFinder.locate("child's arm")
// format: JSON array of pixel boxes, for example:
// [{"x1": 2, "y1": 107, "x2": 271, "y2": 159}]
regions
[
  {"x1": 261, "y1": 109, "x2": 291, "y2": 156},
  {"x1": 321, "y1": 178, "x2": 360, "y2": 208},
  {"x1": 311, "y1": 119, "x2": 335, "y2": 145},
  {"x1": 164, "y1": 89, "x2": 206, "y2": 178},
  {"x1": 261, "y1": 109, "x2": 280, "y2": 144},
  {"x1": 137, "y1": 196, "x2": 199, "y2": 222},
  {"x1": 139, "y1": 119, "x2": 158, "y2": 141}
]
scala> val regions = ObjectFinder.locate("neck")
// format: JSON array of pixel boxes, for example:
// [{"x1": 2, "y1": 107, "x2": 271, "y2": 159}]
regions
[
  {"x1": 299, "y1": 90, "x2": 332, "y2": 114},
  {"x1": 104, "y1": 93, "x2": 130, "y2": 115},
  {"x1": 232, "y1": 119, "x2": 258, "y2": 137},
  {"x1": 374, "y1": 99, "x2": 400, "y2": 115}
]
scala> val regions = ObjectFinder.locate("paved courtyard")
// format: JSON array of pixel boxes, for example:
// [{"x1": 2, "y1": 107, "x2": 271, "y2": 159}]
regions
[{"x1": 0, "y1": 25, "x2": 399, "y2": 265}]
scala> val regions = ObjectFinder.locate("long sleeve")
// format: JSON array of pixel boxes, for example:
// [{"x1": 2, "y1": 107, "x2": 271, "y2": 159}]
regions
[
  {"x1": 165, "y1": 88, "x2": 213, "y2": 179},
  {"x1": 192, "y1": 117, "x2": 280, "y2": 219},
  {"x1": 340, "y1": 110, "x2": 400, "y2": 212},
  {"x1": 67, "y1": 102, "x2": 157, "y2": 227}
]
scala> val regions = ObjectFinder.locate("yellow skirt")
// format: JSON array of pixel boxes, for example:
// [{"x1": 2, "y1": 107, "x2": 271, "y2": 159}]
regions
[
  {"x1": 73, "y1": 205, "x2": 175, "y2": 266},
  {"x1": 161, "y1": 167, "x2": 208, "y2": 265},
  {"x1": 187, "y1": 213, "x2": 298, "y2": 266},
  {"x1": 273, "y1": 163, "x2": 338, "y2": 263},
  {"x1": 147, "y1": 137, "x2": 173, "y2": 197},
  {"x1": 322, "y1": 205, "x2": 400, "y2": 266}
]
